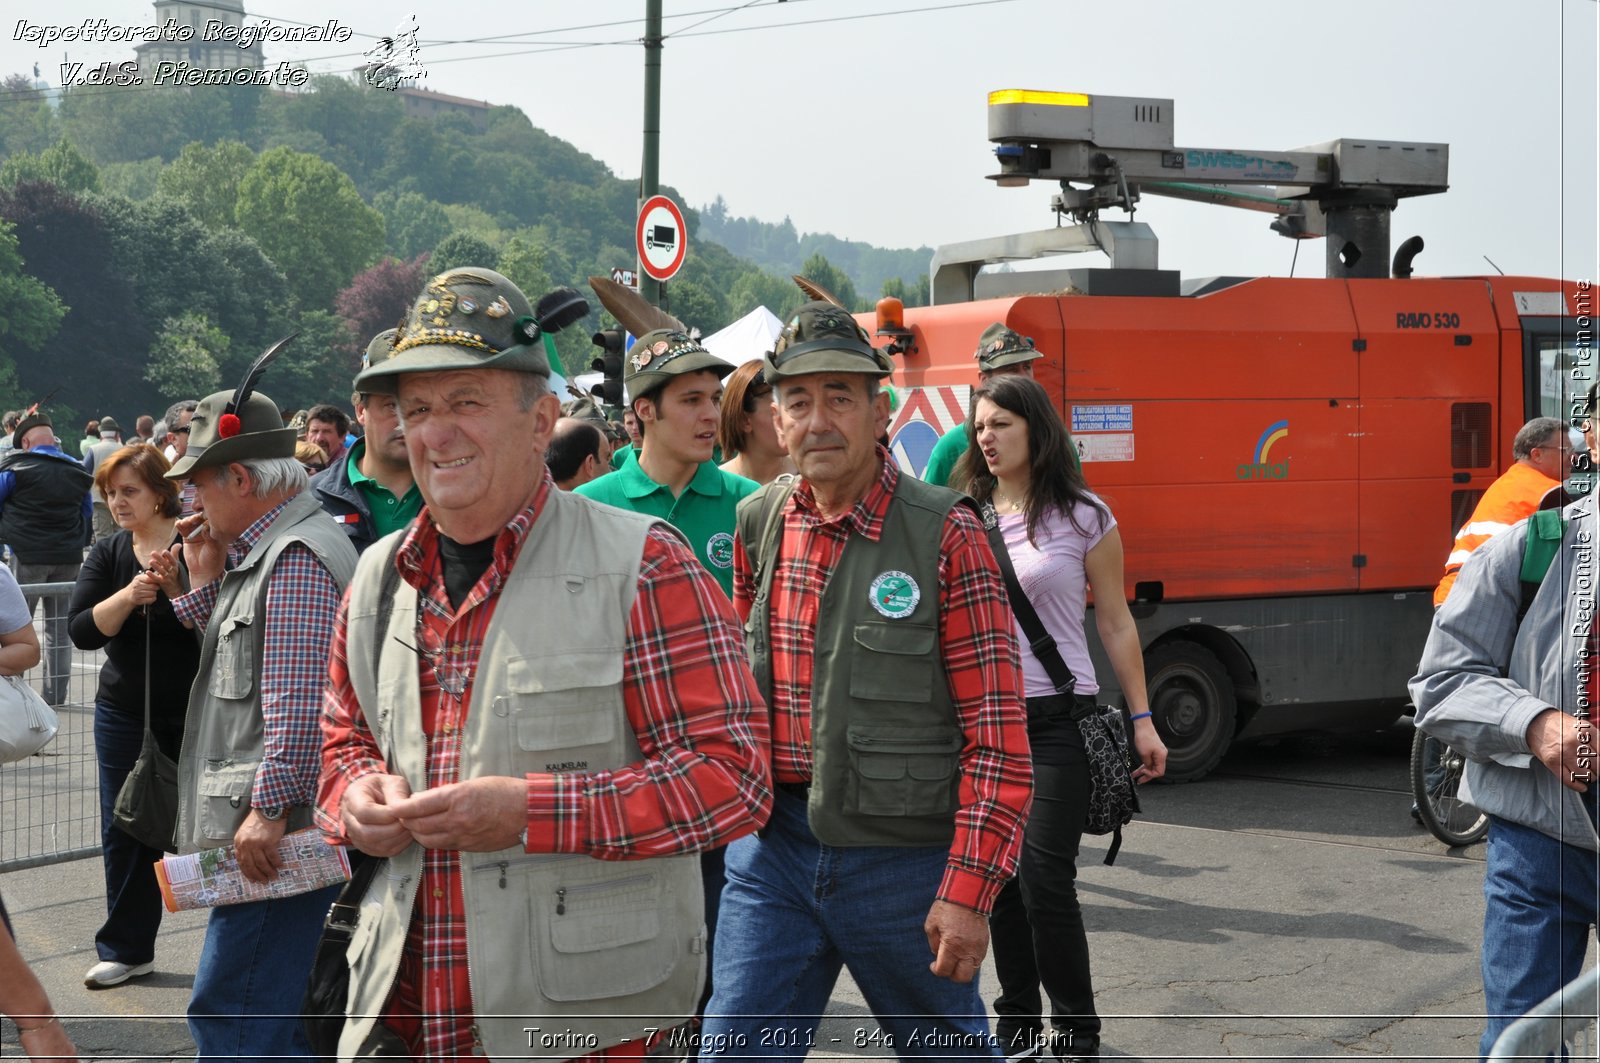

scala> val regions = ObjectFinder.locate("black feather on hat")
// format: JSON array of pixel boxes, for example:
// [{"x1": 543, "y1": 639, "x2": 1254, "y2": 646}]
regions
[{"x1": 166, "y1": 334, "x2": 300, "y2": 481}]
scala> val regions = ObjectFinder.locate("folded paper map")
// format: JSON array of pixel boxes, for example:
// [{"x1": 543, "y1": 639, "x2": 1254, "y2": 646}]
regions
[{"x1": 156, "y1": 828, "x2": 352, "y2": 913}]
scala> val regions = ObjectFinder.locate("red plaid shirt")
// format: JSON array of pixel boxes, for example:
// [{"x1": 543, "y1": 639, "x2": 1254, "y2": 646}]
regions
[
  {"x1": 318, "y1": 475, "x2": 771, "y2": 1060},
  {"x1": 732, "y1": 449, "x2": 1031, "y2": 914}
]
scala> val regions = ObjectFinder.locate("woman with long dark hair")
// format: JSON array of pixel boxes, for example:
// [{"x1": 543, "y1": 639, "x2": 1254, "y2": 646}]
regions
[
  {"x1": 717, "y1": 360, "x2": 794, "y2": 485},
  {"x1": 67, "y1": 444, "x2": 197, "y2": 989},
  {"x1": 952, "y1": 374, "x2": 1166, "y2": 1061}
]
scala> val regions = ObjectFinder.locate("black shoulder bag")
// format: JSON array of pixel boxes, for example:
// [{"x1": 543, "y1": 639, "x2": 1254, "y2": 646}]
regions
[
  {"x1": 112, "y1": 606, "x2": 180, "y2": 852},
  {"x1": 981, "y1": 504, "x2": 1140, "y2": 865},
  {"x1": 303, "y1": 538, "x2": 409, "y2": 1060}
]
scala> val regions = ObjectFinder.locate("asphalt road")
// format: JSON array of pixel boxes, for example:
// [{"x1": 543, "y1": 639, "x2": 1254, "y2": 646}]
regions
[{"x1": 0, "y1": 723, "x2": 1541, "y2": 1061}]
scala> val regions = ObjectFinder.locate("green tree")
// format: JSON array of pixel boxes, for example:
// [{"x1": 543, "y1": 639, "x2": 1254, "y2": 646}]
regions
[
  {"x1": 157, "y1": 141, "x2": 255, "y2": 230},
  {"x1": 264, "y1": 309, "x2": 357, "y2": 412},
  {"x1": 0, "y1": 138, "x2": 101, "y2": 193},
  {"x1": 663, "y1": 278, "x2": 727, "y2": 335},
  {"x1": 798, "y1": 252, "x2": 861, "y2": 311},
  {"x1": 145, "y1": 311, "x2": 228, "y2": 397},
  {"x1": 374, "y1": 190, "x2": 453, "y2": 260},
  {"x1": 438, "y1": 203, "x2": 506, "y2": 245},
  {"x1": 235, "y1": 147, "x2": 384, "y2": 310},
  {"x1": 729, "y1": 269, "x2": 803, "y2": 321},
  {"x1": 0, "y1": 219, "x2": 67, "y2": 398},
  {"x1": 430, "y1": 230, "x2": 500, "y2": 273},
  {"x1": 99, "y1": 157, "x2": 163, "y2": 200},
  {"x1": 0, "y1": 75, "x2": 57, "y2": 159}
]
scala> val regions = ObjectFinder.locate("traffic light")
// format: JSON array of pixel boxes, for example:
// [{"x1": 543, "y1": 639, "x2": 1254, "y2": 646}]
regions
[{"x1": 590, "y1": 328, "x2": 626, "y2": 406}]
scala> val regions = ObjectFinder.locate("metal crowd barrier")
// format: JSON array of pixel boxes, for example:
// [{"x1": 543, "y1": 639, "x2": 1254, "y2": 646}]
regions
[
  {"x1": 1, "y1": 580, "x2": 105, "y2": 872},
  {"x1": 1488, "y1": 965, "x2": 1599, "y2": 1062}
]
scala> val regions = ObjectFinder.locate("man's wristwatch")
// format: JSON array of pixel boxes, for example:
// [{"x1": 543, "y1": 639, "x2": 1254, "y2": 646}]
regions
[{"x1": 257, "y1": 805, "x2": 286, "y2": 821}]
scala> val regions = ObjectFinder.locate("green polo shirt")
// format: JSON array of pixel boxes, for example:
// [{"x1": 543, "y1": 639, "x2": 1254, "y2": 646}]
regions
[
  {"x1": 347, "y1": 440, "x2": 424, "y2": 538},
  {"x1": 610, "y1": 442, "x2": 635, "y2": 470},
  {"x1": 921, "y1": 422, "x2": 1081, "y2": 486},
  {"x1": 574, "y1": 450, "x2": 759, "y2": 599}
]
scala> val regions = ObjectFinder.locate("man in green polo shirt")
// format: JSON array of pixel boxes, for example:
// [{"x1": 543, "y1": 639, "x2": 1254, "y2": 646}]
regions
[
  {"x1": 575, "y1": 328, "x2": 758, "y2": 600},
  {"x1": 923, "y1": 323, "x2": 1076, "y2": 487},
  {"x1": 310, "y1": 330, "x2": 424, "y2": 553}
]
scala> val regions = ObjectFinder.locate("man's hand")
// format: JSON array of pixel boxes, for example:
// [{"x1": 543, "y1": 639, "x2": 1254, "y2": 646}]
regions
[
  {"x1": 341, "y1": 773, "x2": 417, "y2": 857},
  {"x1": 1527, "y1": 708, "x2": 1596, "y2": 792},
  {"x1": 233, "y1": 810, "x2": 288, "y2": 884},
  {"x1": 387, "y1": 776, "x2": 527, "y2": 852},
  {"x1": 175, "y1": 514, "x2": 225, "y2": 586},
  {"x1": 924, "y1": 899, "x2": 989, "y2": 983}
]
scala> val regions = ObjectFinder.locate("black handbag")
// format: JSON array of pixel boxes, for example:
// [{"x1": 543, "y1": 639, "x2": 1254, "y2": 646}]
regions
[
  {"x1": 112, "y1": 613, "x2": 180, "y2": 853},
  {"x1": 302, "y1": 538, "x2": 408, "y2": 1060},
  {"x1": 982, "y1": 504, "x2": 1141, "y2": 865}
]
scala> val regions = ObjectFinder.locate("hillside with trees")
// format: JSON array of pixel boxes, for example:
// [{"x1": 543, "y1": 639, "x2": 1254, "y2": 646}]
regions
[{"x1": 0, "y1": 73, "x2": 932, "y2": 427}]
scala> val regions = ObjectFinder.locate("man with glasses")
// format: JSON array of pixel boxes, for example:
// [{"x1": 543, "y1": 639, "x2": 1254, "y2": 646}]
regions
[
  {"x1": 316, "y1": 268, "x2": 771, "y2": 1060},
  {"x1": 161, "y1": 400, "x2": 198, "y2": 515},
  {"x1": 1433, "y1": 416, "x2": 1573, "y2": 607}
]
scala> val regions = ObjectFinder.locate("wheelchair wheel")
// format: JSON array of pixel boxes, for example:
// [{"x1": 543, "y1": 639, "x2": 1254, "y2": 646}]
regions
[{"x1": 1411, "y1": 727, "x2": 1489, "y2": 847}]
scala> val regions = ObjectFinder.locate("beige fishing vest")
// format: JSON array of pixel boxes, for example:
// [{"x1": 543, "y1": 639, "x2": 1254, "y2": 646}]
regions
[{"x1": 338, "y1": 491, "x2": 704, "y2": 1061}]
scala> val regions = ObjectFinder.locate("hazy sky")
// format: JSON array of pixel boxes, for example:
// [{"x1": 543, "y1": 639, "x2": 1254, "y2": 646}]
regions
[{"x1": 3, "y1": 0, "x2": 1595, "y2": 284}]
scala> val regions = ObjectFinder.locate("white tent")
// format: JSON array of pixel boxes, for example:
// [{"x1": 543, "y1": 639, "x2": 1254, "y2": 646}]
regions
[{"x1": 702, "y1": 305, "x2": 783, "y2": 366}]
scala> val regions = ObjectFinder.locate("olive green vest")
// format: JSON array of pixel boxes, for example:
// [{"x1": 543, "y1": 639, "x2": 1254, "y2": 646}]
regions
[
  {"x1": 176, "y1": 491, "x2": 358, "y2": 852},
  {"x1": 738, "y1": 473, "x2": 969, "y2": 847},
  {"x1": 338, "y1": 490, "x2": 705, "y2": 1062}
]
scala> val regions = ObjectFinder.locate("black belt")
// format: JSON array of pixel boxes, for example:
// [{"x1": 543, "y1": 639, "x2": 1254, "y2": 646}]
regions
[
  {"x1": 1027, "y1": 692, "x2": 1099, "y2": 722},
  {"x1": 776, "y1": 780, "x2": 812, "y2": 799}
]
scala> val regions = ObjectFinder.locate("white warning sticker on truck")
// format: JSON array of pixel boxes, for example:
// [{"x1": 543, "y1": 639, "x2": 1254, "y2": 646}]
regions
[
  {"x1": 1071, "y1": 404, "x2": 1133, "y2": 432},
  {"x1": 1075, "y1": 433, "x2": 1135, "y2": 463}
]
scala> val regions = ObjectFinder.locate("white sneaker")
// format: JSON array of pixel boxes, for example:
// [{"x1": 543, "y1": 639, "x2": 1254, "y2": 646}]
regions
[{"x1": 84, "y1": 959, "x2": 154, "y2": 988}]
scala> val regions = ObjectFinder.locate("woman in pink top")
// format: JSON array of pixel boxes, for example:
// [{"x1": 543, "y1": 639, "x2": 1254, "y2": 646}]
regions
[{"x1": 953, "y1": 374, "x2": 1166, "y2": 1062}]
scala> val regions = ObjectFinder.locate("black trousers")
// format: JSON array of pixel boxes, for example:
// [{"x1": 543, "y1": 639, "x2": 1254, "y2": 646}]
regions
[{"x1": 989, "y1": 708, "x2": 1099, "y2": 1050}]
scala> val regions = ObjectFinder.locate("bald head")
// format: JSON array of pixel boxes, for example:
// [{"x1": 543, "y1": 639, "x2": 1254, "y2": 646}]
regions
[{"x1": 546, "y1": 417, "x2": 607, "y2": 490}]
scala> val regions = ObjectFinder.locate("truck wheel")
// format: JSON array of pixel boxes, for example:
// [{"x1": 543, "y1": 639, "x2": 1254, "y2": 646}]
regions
[{"x1": 1144, "y1": 642, "x2": 1237, "y2": 782}]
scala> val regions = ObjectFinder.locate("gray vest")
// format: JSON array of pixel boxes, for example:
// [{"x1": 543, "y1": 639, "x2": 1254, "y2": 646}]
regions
[
  {"x1": 339, "y1": 490, "x2": 705, "y2": 1062},
  {"x1": 176, "y1": 492, "x2": 359, "y2": 852},
  {"x1": 739, "y1": 473, "x2": 966, "y2": 847}
]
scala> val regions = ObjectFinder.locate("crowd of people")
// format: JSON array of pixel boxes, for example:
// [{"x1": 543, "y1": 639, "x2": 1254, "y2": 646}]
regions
[{"x1": 0, "y1": 263, "x2": 1590, "y2": 1063}]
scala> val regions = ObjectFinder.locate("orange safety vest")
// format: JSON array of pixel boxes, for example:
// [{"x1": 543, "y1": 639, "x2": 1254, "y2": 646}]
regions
[{"x1": 1433, "y1": 461, "x2": 1561, "y2": 606}]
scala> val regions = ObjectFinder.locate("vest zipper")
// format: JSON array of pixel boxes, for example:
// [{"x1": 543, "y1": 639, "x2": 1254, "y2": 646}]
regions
[{"x1": 551, "y1": 873, "x2": 654, "y2": 917}]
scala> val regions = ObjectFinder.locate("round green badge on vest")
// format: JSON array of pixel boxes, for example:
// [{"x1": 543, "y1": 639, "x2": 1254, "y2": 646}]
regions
[
  {"x1": 706, "y1": 531, "x2": 735, "y2": 569},
  {"x1": 869, "y1": 570, "x2": 921, "y2": 618}
]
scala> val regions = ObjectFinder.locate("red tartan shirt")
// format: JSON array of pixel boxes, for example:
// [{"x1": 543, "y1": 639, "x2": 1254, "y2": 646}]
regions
[
  {"x1": 318, "y1": 474, "x2": 772, "y2": 1060},
  {"x1": 731, "y1": 449, "x2": 1032, "y2": 914}
]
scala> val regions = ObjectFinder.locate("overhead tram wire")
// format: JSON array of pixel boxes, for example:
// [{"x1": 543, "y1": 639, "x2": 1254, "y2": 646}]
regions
[{"x1": 0, "y1": 0, "x2": 1021, "y2": 106}]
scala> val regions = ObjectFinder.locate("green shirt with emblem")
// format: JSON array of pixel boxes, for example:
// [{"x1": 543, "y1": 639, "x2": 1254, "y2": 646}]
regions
[
  {"x1": 347, "y1": 440, "x2": 424, "y2": 538},
  {"x1": 574, "y1": 450, "x2": 759, "y2": 599}
]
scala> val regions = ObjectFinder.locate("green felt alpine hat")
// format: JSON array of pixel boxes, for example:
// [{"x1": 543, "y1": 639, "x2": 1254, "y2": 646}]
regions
[
  {"x1": 354, "y1": 267, "x2": 548, "y2": 392},
  {"x1": 625, "y1": 329, "x2": 734, "y2": 404},
  {"x1": 974, "y1": 323, "x2": 1042, "y2": 372},
  {"x1": 166, "y1": 390, "x2": 296, "y2": 480},
  {"x1": 762, "y1": 301, "x2": 892, "y2": 381}
]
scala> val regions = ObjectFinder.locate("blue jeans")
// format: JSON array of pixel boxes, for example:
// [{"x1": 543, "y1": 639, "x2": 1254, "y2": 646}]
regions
[
  {"x1": 93, "y1": 702, "x2": 166, "y2": 964},
  {"x1": 1479, "y1": 804, "x2": 1599, "y2": 1060},
  {"x1": 701, "y1": 790, "x2": 998, "y2": 1061},
  {"x1": 188, "y1": 882, "x2": 341, "y2": 1062}
]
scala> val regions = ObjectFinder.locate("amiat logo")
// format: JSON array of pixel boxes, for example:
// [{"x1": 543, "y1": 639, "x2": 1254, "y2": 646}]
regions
[{"x1": 1237, "y1": 420, "x2": 1290, "y2": 480}]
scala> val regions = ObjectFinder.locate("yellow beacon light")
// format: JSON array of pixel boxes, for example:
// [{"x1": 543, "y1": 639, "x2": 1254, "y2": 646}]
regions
[{"x1": 987, "y1": 90, "x2": 1090, "y2": 108}]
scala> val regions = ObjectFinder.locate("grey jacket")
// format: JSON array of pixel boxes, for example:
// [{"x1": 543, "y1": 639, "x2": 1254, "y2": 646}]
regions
[{"x1": 1409, "y1": 490, "x2": 1600, "y2": 851}]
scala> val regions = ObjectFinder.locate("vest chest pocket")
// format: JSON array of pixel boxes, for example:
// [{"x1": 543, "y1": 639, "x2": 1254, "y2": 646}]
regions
[
  {"x1": 845, "y1": 728, "x2": 962, "y2": 817},
  {"x1": 851, "y1": 622, "x2": 936, "y2": 703},
  {"x1": 497, "y1": 655, "x2": 623, "y2": 766},
  {"x1": 209, "y1": 614, "x2": 256, "y2": 700}
]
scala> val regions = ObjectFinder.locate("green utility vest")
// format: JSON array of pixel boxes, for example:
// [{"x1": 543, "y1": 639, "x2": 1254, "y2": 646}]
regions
[
  {"x1": 739, "y1": 473, "x2": 969, "y2": 848},
  {"x1": 176, "y1": 492, "x2": 358, "y2": 852},
  {"x1": 338, "y1": 490, "x2": 704, "y2": 1062}
]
